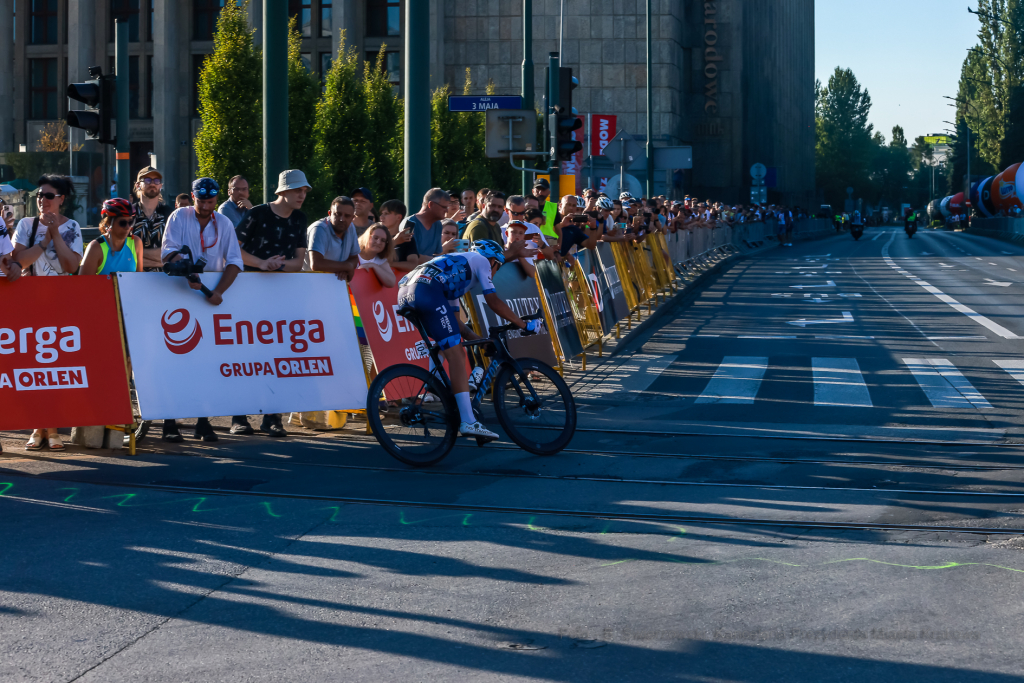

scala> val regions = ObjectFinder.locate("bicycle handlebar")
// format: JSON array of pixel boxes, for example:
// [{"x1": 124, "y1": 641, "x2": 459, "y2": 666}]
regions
[{"x1": 488, "y1": 311, "x2": 544, "y2": 336}]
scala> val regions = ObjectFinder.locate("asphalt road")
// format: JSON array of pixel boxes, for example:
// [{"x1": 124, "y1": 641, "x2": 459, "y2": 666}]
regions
[{"x1": 4, "y1": 226, "x2": 1024, "y2": 682}]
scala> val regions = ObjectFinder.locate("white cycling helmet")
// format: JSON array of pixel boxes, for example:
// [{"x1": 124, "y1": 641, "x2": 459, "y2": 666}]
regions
[
  {"x1": 596, "y1": 197, "x2": 614, "y2": 210},
  {"x1": 619, "y1": 192, "x2": 633, "y2": 201},
  {"x1": 574, "y1": 195, "x2": 586, "y2": 209}
]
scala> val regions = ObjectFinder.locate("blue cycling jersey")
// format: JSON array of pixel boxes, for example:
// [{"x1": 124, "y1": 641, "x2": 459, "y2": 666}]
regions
[{"x1": 398, "y1": 252, "x2": 496, "y2": 306}]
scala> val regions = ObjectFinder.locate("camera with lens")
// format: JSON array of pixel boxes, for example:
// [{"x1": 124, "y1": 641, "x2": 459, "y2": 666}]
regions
[{"x1": 163, "y1": 245, "x2": 213, "y2": 298}]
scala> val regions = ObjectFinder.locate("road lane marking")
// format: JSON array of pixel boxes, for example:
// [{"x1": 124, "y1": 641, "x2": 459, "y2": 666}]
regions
[
  {"x1": 738, "y1": 335, "x2": 797, "y2": 339},
  {"x1": 788, "y1": 311, "x2": 854, "y2": 327},
  {"x1": 994, "y1": 360, "x2": 1024, "y2": 387},
  {"x1": 871, "y1": 232, "x2": 884, "y2": 241},
  {"x1": 813, "y1": 358, "x2": 872, "y2": 407},
  {"x1": 928, "y1": 336, "x2": 988, "y2": 341},
  {"x1": 790, "y1": 281, "x2": 836, "y2": 289},
  {"x1": 696, "y1": 357, "x2": 768, "y2": 404},
  {"x1": 882, "y1": 234, "x2": 1019, "y2": 339},
  {"x1": 984, "y1": 279, "x2": 1012, "y2": 287},
  {"x1": 903, "y1": 358, "x2": 993, "y2": 409}
]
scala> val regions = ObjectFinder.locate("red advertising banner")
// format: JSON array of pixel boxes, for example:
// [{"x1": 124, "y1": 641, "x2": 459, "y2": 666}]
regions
[
  {"x1": 591, "y1": 114, "x2": 617, "y2": 156},
  {"x1": 0, "y1": 275, "x2": 132, "y2": 430},
  {"x1": 349, "y1": 269, "x2": 430, "y2": 373}
]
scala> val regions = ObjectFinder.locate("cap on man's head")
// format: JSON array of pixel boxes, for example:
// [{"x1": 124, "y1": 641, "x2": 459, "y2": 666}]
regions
[
  {"x1": 191, "y1": 177, "x2": 220, "y2": 199},
  {"x1": 533, "y1": 177, "x2": 550, "y2": 189},
  {"x1": 137, "y1": 166, "x2": 162, "y2": 181},
  {"x1": 350, "y1": 186, "x2": 374, "y2": 204},
  {"x1": 276, "y1": 169, "x2": 312, "y2": 194}
]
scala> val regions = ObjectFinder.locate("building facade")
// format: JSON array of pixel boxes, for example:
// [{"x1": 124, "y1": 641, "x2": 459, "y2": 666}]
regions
[{"x1": 1, "y1": 0, "x2": 814, "y2": 207}]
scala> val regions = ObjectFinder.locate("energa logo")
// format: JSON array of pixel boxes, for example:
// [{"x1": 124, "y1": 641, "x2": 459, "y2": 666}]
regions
[
  {"x1": 372, "y1": 300, "x2": 393, "y2": 342},
  {"x1": 161, "y1": 308, "x2": 203, "y2": 354}
]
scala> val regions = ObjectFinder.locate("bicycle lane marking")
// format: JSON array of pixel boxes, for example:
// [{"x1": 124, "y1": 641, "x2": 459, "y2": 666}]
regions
[{"x1": 881, "y1": 232, "x2": 1019, "y2": 340}]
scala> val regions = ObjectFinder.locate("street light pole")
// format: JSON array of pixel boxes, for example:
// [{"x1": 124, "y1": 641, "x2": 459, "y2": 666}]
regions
[
  {"x1": 263, "y1": 0, "x2": 288, "y2": 203},
  {"x1": 115, "y1": 20, "x2": 129, "y2": 199},
  {"x1": 521, "y1": 0, "x2": 533, "y2": 196},
  {"x1": 645, "y1": 0, "x2": 653, "y2": 199},
  {"x1": 404, "y1": 0, "x2": 431, "y2": 210}
]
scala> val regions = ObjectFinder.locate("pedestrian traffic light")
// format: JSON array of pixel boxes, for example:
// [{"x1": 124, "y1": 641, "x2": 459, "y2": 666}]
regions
[
  {"x1": 552, "y1": 112, "x2": 583, "y2": 161},
  {"x1": 66, "y1": 66, "x2": 115, "y2": 144}
]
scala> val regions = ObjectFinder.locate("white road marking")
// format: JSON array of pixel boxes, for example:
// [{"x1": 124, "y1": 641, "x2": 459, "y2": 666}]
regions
[
  {"x1": 1002, "y1": 251, "x2": 1013, "y2": 255},
  {"x1": 994, "y1": 360, "x2": 1024, "y2": 387},
  {"x1": 696, "y1": 357, "x2": 768, "y2": 404},
  {"x1": 813, "y1": 358, "x2": 872, "y2": 408},
  {"x1": 871, "y1": 232, "x2": 884, "y2": 241},
  {"x1": 903, "y1": 358, "x2": 992, "y2": 409},
  {"x1": 882, "y1": 234, "x2": 1019, "y2": 339},
  {"x1": 788, "y1": 311, "x2": 854, "y2": 327},
  {"x1": 938, "y1": 263, "x2": 955, "y2": 268},
  {"x1": 790, "y1": 281, "x2": 836, "y2": 289},
  {"x1": 984, "y1": 279, "x2": 1012, "y2": 287},
  {"x1": 738, "y1": 335, "x2": 797, "y2": 339},
  {"x1": 1009, "y1": 268, "x2": 1017, "y2": 272},
  {"x1": 928, "y1": 336, "x2": 988, "y2": 341}
]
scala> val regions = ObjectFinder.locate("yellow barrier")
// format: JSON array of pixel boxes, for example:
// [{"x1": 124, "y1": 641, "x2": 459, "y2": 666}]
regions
[{"x1": 565, "y1": 259, "x2": 605, "y2": 360}]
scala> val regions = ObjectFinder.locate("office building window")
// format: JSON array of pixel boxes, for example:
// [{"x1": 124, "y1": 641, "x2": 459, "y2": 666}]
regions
[
  {"x1": 30, "y1": 0, "x2": 58, "y2": 44},
  {"x1": 320, "y1": 0, "x2": 332, "y2": 37},
  {"x1": 366, "y1": 0, "x2": 400, "y2": 37},
  {"x1": 289, "y1": 0, "x2": 311, "y2": 37},
  {"x1": 300, "y1": 52, "x2": 312, "y2": 73},
  {"x1": 146, "y1": 56, "x2": 154, "y2": 118},
  {"x1": 29, "y1": 58, "x2": 58, "y2": 119},
  {"x1": 148, "y1": 0, "x2": 154, "y2": 41},
  {"x1": 366, "y1": 50, "x2": 400, "y2": 90},
  {"x1": 320, "y1": 52, "x2": 332, "y2": 82},
  {"x1": 110, "y1": 0, "x2": 140, "y2": 42},
  {"x1": 194, "y1": 0, "x2": 225, "y2": 40}
]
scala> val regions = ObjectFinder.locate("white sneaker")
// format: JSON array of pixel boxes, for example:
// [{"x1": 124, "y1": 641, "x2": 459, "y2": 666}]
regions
[{"x1": 459, "y1": 421, "x2": 499, "y2": 439}]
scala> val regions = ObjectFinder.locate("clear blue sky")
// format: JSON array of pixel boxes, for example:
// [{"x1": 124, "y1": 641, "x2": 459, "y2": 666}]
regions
[{"x1": 816, "y1": 0, "x2": 981, "y2": 143}]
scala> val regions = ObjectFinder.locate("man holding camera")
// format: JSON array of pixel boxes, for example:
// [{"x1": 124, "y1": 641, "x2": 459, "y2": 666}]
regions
[{"x1": 160, "y1": 177, "x2": 244, "y2": 443}]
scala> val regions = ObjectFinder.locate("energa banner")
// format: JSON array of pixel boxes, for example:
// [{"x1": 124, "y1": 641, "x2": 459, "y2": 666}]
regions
[
  {"x1": 117, "y1": 272, "x2": 366, "y2": 419},
  {"x1": 0, "y1": 275, "x2": 132, "y2": 430},
  {"x1": 349, "y1": 268, "x2": 431, "y2": 373}
]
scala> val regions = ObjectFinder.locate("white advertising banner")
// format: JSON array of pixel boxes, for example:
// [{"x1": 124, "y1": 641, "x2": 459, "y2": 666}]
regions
[{"x1": 117, "y1": 272, "x2": 366, "y2": 419}]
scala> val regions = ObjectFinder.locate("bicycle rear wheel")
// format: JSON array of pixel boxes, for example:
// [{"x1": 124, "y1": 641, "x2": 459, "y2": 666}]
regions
[
  {"x1": 366, "y1": 364, "x2": 458, "y2": 467},
  {"x1": 493, "y1": 358, "x2": 576, "y2": 455}
]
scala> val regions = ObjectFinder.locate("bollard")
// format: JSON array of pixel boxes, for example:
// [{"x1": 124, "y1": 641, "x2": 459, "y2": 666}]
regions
[{"x1": 71, "y1": 426, "x2": 105, "y2": 449}]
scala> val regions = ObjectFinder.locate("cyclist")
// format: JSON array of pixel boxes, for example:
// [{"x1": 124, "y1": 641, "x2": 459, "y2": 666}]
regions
[{"x1": 397, "y1": 239, "x2": 542, "y2": 440}]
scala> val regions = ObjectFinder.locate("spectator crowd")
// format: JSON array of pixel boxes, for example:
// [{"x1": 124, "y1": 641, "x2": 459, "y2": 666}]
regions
[{"x1": 0, "y1": 164, "x2": 808, "y2": 453}]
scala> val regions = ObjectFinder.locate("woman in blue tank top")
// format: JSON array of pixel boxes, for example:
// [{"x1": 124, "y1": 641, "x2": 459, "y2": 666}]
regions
[{"x1": 80, "y1": 198, "x2": 143, "y2": 275}]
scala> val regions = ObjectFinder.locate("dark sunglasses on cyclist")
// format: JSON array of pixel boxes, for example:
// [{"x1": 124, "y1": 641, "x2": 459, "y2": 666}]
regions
[
  {"x1": 193, "y1": 187, "x2": 218, "y2": 199},
  {"x1": 37, "y1": 192, "x2": 63, "y2": 201}
]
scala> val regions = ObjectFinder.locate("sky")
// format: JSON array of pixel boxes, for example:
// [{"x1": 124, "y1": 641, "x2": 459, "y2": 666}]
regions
[{"x1": 815, "y1": 0, "x2": 982, "y2": 144}]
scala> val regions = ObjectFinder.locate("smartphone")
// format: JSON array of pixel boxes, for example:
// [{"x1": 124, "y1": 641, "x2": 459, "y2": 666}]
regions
[
  {"x1": 570, "y1": 214, "x2": 589, "y2": 224},
  {"x1": 451, "y1": 238, "x2": 471, "y2": 252}
]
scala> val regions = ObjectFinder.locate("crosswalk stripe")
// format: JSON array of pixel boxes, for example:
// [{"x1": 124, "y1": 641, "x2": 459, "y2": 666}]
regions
[
  {"x1": 993, "y1": 359, "x2": 1024, "y2": 386},
  {"x1": 902, "y1": 358, "x2": 993, "y2": 409},
  {"x1": 812, "y1": 358, "x2": 872, "y2": 407},
  {"x1": 696, "y1": 356, "x2": 768, "y2": 404}
]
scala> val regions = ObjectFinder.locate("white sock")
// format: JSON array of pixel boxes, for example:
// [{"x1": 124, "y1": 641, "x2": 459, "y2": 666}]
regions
[{"x1": 455, "y1": 392, "x2": 475, "y2": 424}]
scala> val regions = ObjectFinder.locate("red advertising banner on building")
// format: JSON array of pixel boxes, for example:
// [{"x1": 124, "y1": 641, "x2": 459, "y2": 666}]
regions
[
  {"x1": 349, "y1": 268, "x2": 431, "y2": 373},
  {"x1": 591, "y1": 114, "x2": 617, "y2": 156},
  {"x1": 0, "y1": 275, "x2": 132, "y2": 430}
]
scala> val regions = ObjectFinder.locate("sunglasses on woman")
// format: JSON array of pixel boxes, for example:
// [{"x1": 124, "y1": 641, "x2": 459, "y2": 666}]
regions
[
  {"x1": 37, "y1": 192, "x2": 63, "y2": 201},
  {"x1": 114, "y1": 218, "x2": 135, "y2": 228}
]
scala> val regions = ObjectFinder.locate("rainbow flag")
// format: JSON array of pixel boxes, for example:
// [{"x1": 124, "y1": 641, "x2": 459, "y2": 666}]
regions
[{"x1": 350, "y1": 292, "x2": 367, "y2": 344}]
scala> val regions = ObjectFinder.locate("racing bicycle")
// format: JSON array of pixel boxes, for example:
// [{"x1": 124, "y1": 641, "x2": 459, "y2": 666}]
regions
[{"x1": 366, "y1": 307, "x2": 576, "y2": 467}]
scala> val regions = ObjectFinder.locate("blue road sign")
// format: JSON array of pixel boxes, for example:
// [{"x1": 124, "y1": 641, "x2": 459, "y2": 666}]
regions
[{"x1": 448, "y1": 95, "x2": 523, "y2": 112}]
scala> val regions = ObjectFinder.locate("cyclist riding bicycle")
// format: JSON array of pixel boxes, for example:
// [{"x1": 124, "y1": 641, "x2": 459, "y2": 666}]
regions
[{"x1": 397, "y1": 239, "x2": 542, "y2": 440}]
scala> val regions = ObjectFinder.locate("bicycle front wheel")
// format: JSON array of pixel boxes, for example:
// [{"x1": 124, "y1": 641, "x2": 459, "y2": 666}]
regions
[
  {"x1": 493, "y1": 358, "x2": 576, "y2": 455},
  {"x1": 366, "y1": 364, "x2": 458, "y2": 467}
]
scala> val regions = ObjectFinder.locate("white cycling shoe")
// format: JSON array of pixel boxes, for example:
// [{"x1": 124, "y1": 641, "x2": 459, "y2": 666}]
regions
[{"x1": 459, "y1": 421, "x2": 499, "y2": 440}]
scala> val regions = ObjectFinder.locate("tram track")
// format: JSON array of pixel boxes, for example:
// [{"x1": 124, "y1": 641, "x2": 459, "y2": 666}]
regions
[{"x1": 3, "y1": 470, "x2": 1022, "y2": 537}]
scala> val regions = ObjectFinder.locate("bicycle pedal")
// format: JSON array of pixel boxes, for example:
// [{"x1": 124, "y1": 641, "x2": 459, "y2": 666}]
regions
[{"x1": 475, "y1": 435, "x2": 497, "y2": 447}]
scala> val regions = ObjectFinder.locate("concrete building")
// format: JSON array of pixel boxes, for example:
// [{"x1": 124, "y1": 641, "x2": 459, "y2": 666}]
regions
[{"x1": 2, "y1": 0, "x2": 815, "y2": 208}]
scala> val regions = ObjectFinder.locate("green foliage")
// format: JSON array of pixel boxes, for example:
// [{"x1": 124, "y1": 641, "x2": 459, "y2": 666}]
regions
[
  {"x1": 1001, "y1": 85, "x2": 1024, "y2": 165},
  {"x1": 954, "y1": 0, "x2": 1024, "y2": 171},
  {"x1": 360, "y1": 45, "x2": 404, "y2": 208},
  {"x1": 814, "y1": 68, "x2": 876, "y2": 209},
  {"x1": 194, "y1": 0, "x2": 263, "y2": 199},
  {"x1": 287, "y1": 16, "x2": 320, "y2": 176},
  {"x1": 310, "y1": 34, "x2": 370, "y2": 216}
]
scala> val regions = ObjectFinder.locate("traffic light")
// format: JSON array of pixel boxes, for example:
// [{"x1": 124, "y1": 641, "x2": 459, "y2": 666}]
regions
[
  {"x1": 66, "y1": 66, "x2": 115, "y2": 144},
  {"x1": 551, "y1": 67, "x2": 582, "y2": 161}
]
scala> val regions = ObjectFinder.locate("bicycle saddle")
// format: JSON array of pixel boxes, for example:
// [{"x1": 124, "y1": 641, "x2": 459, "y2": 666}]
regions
[{"x1": 396, "y1": 304, "x2": 418, "y2": 321}]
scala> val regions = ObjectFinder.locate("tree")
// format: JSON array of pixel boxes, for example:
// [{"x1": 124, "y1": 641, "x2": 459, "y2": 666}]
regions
[
  {"x1": 815, "y1": 67, "x2": 876, "y2": 209},
  {"x1": 287, "y1": 16, "x2": 320, "y2": 175},
  {"x1": 360, "y1": 45, "x2": 404, "y2": 207},
  {"x1": 194, "y1": 0, "x2": 263, "y2": 199},
  {"x1": 1001, "y1": 85, "x2": 1024, "y2": 164},
  {"x1": 310, "y1": 33, "x2": 370, "y2": 217}
]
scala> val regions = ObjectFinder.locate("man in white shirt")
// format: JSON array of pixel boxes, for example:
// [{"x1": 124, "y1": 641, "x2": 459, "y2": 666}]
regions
[
  {"x1": 159, "y1": 177, "x2": 244, "y2": 444},
  {"x1": 161, "y1": 177, "x2": 244, "y2": 305}
]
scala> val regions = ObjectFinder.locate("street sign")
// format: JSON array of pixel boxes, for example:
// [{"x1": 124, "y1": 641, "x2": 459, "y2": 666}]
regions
[
  {"x1": 750, "y1": 163, "x2": 766, "y2": 180},
  {"x1": 604, "y1": 129, "x2": 645, "y2": 166},
  {"x1": 448, "y1": 95, "x2": 523, "y2": 112},
  {"x1": 484, "y1": 109, "x2": 538, "y2": 158}
]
